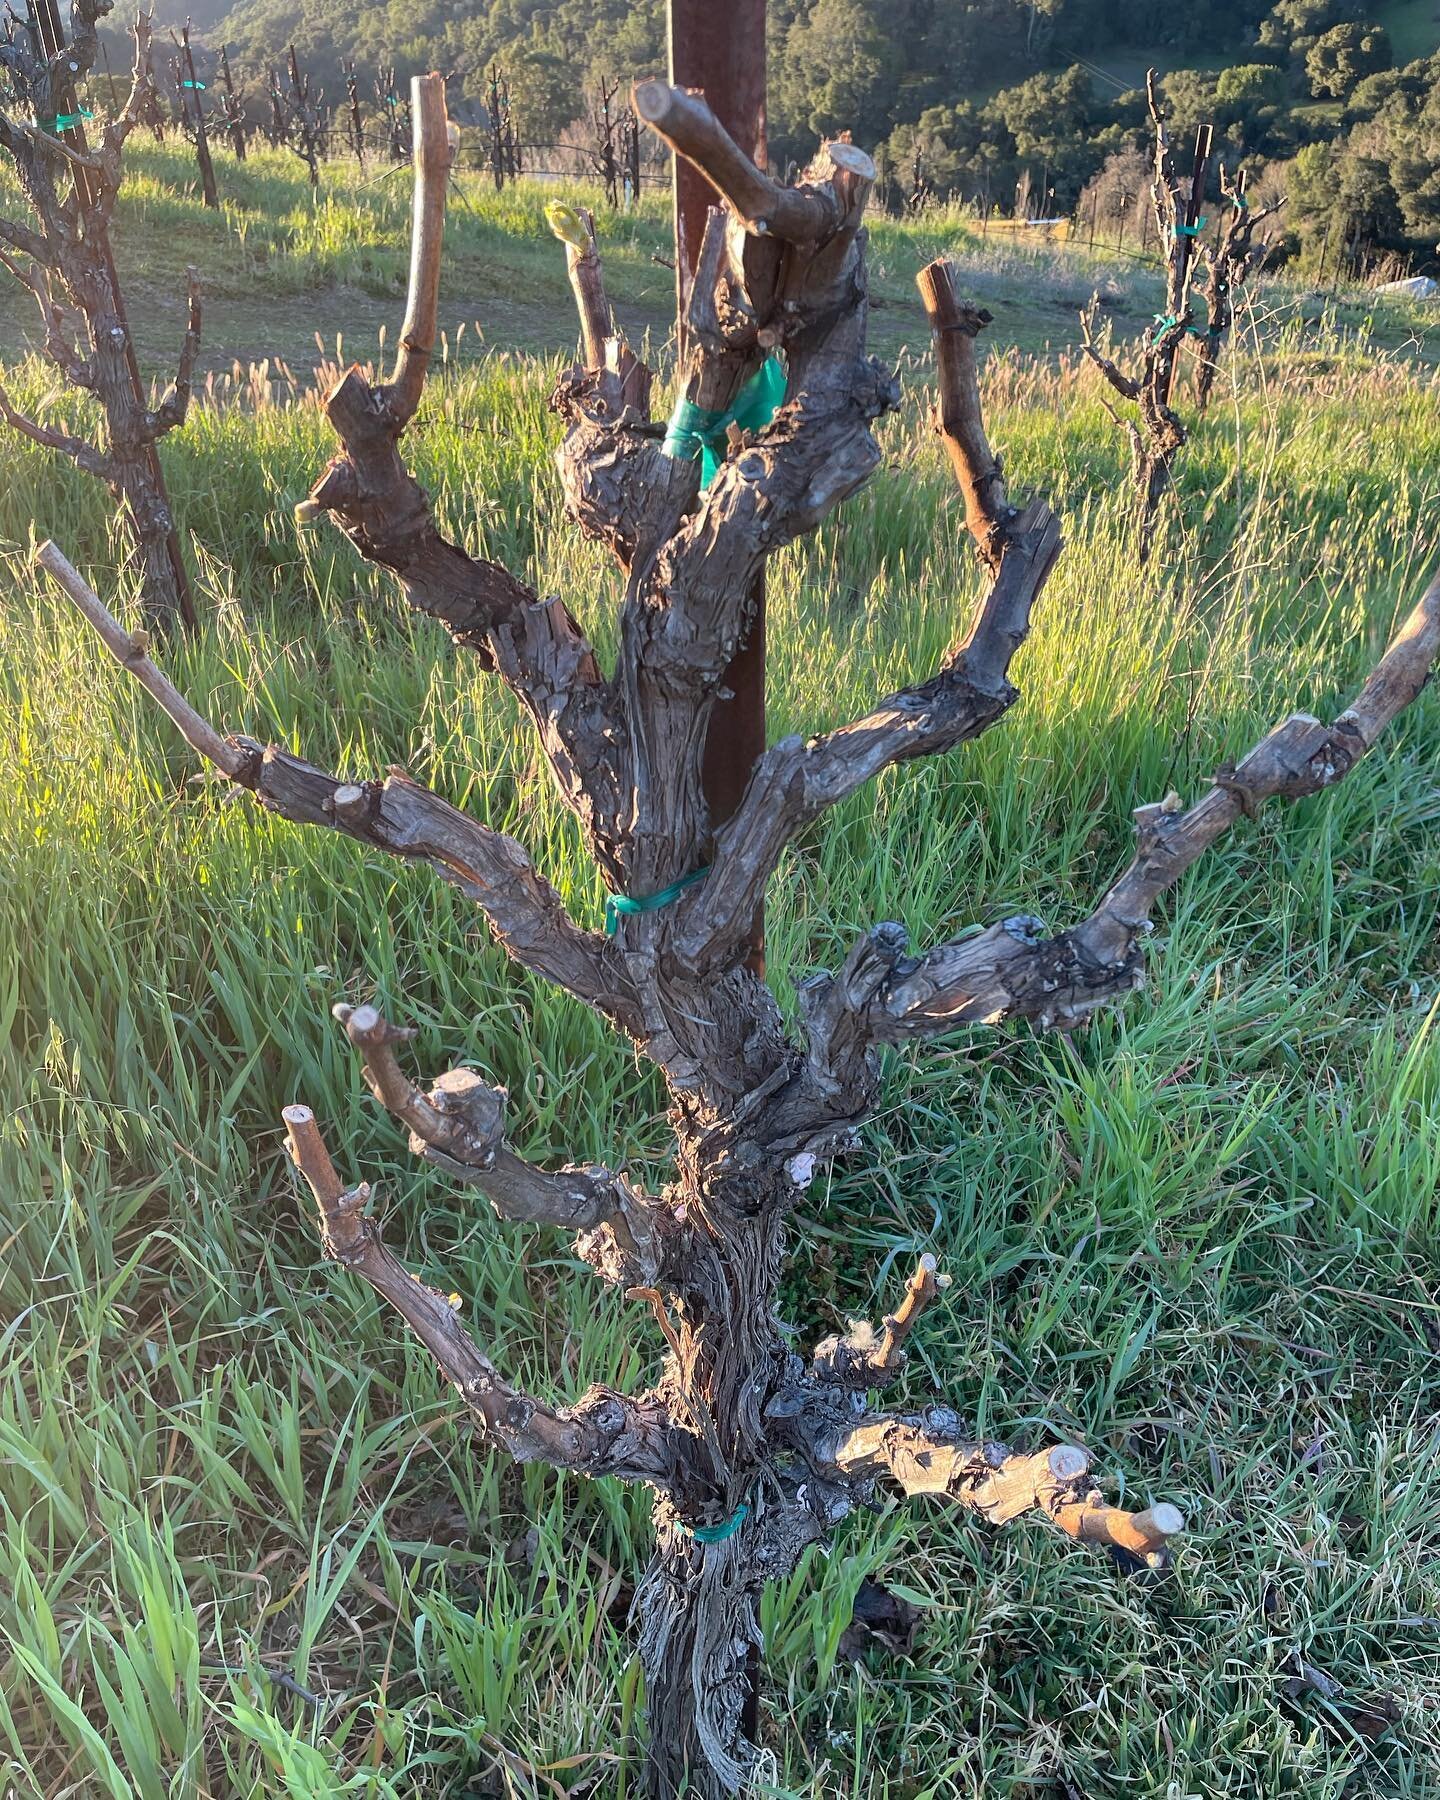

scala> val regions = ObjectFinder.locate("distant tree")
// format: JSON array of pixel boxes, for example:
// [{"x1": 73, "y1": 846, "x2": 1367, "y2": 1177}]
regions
[
  {"x1": 584, "y1": 3, "x2": 663, "y2": 83},
  {"x1": 1159, "y1": 68, "x2": 1224, "y2": 146},
  {"x1": 1285, "y1": 138, "x2": 1340, "y2": 263},
  {"x1": 1257, "y1": 0, "x2": 1363, "y2": 62},
  {"x1": 464, "y1": 0, "x2": 663, "y2": 96},
  {"x1": 1215, "y1": 64, "x2": 1288, "y2": 109},
  {"x1": 1346, "y1": 49, "x2": 1440, "y2": 119},
  {"x1": 1078, "y1": 144, "x2": 1151, "y2": 243},
  {"x1": 504, "y1": 34, "x2": 575, "y2": 144},
  {"x1": 1306, "y1": 21, "x2": 1392, "y2": 98},
  {"x1": 775, "y1": 0, "x2": 906, "y2": 149},
  {"x1": 1214, "y1": 62, "x2": 1291, "y2": 155},
  {"x1": 1109, "y1": 83, "x2": 1151, "y2": 139},
  {"x1": 885, "y1": 100, "x2": 1014, "y2": 206},
  {"x1": 1286, "y1": 130, "x2": 1408, "y2": 272},
  {"x1": 992, "y1": 65, "x2": 1105, "y2": 206},
  {"x1": 1378, "y1": 84, "x2": 1440, "y2": 245},
  {"x1": 896, "y1": 0, "x2": 996, "y2": 110},
  {"x1": 883, "y1": 108, "x2": 967, "y2": 200}
]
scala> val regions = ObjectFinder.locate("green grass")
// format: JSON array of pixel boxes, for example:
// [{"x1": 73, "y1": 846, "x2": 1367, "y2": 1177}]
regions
[{"x1": 3, "y1": 160, "x2": 1440, "y2": 1798}]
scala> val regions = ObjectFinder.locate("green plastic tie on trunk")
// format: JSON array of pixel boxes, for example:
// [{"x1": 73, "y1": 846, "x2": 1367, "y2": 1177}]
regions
[
  {"x1": 1151, "y1": 314, "x2": 1205, "y2": 344},
  {"x1": 605, "y1": 866, "x2": 710, "y2": 935},
  {"x1": 677, "y1": 1503, "x2": 749, "y2": 1544},
  {"x1": 1176, "y1": 217, "x2": 1208, "y2": 237},
  {"x1": 660, "y1": 355, "x2": 786, "y2": 489},
  {"x1": 51, "y1": 109, "x2": 94, "y2": 129}
]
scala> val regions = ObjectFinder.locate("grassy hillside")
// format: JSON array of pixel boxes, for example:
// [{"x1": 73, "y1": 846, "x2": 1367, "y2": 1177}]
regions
[
  {"x1": 1, "y1": 142, "x2": 1433, "y2": 383},
  {"x1": 2, "y1": 163, "x2": 1440, "y2": 1798}
]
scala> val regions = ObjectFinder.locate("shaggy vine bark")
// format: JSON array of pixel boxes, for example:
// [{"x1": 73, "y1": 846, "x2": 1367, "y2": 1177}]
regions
[
  {"x1": 0, "y1": 0, "x2": 196, "y2": 627},
  {"x1": 42, "y1": 72, "x2": 1440, "y2": 1799}
]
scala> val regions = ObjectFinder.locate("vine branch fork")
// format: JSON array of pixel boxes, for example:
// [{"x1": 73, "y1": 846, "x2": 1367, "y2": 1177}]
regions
[{"x1": 281, "y1": 1104, "x2": 679, "y2": 1482}]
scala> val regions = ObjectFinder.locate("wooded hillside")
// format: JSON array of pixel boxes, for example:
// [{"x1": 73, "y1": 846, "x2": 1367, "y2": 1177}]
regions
[{"x1": 146, "y1": 0, "x2": 1440, "y2": 274}]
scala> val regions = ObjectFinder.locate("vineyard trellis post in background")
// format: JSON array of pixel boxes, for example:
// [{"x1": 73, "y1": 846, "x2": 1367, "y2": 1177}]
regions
[
  {"x1": 669, "y1": 0, "x2": 770, "y2": 967},
  {"x1": 620, "y1": 98, "x2": 641, "y2": 200},
  {"x1": 1194, "y1": 164, "x2": 1284, "y2": 412},
  {"x1": 0, "y1": 0, "x2": 196, "y2": 627},
  {"x1": 173, "y1": 20, "x2": 217, "y2": 210},
  {"x1": 96, "y1": 32, "x2": 117, "y2": 108},
  {"x1": 216, "y1": 43, "x2": 245, "y2": 160},
  {"x1": 503, "y1": 75, "x2": 520, "y2": 179},
  {"x1": 486, "y1": 60, "x2": 506, "y2": 189},
  {"x1": 1081, "y1": 72, "x2": 1220, "y2": 559},
  {"x1": 39, "y1": 68, "x2": 1440, "y2": 1797}
]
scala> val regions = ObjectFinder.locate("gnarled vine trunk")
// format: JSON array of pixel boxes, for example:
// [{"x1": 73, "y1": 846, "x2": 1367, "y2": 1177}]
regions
[
  {"x1": 40, "y1": 69, "x2": 1440, "y2": 1800},
  {"x1": 634, "y1": 1529, "x2": 767, "y2": 1794}
]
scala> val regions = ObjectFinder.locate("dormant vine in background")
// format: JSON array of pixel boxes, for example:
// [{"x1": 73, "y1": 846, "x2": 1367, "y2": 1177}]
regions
[
  {"x1": 1082, "y1": 72, "x2": 1219, "y2": 557},
  {"x1": 0, "y1": 0, "x2": 196, "y2": 627},
  {"x1": 215, "y1": 43, "x2": 245, "y2": 161},
  {"x1": 1193, "y1": 163, "x2": 1284, "y2": 412},
  {"x1": 171, "y1": 19, "x2": 217, "y2": 210},
  {"x1": 276, "y1": 41, "x2": 323, "y2": 189}
]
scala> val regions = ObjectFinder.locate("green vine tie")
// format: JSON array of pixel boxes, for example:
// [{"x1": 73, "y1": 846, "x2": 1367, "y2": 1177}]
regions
[
  {"x1": 661, "y1": 355, "x2": 786, "y2": 488},
  {"x1": 677, "y1": 1503, "x2": 749, "y2": 1544},
  {"x1": 604, "y1": 866, "x2": 710, "y2": 935},
  {"x1": 1151, "y1": 313, "x2": 1206, "y2": 344}
]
